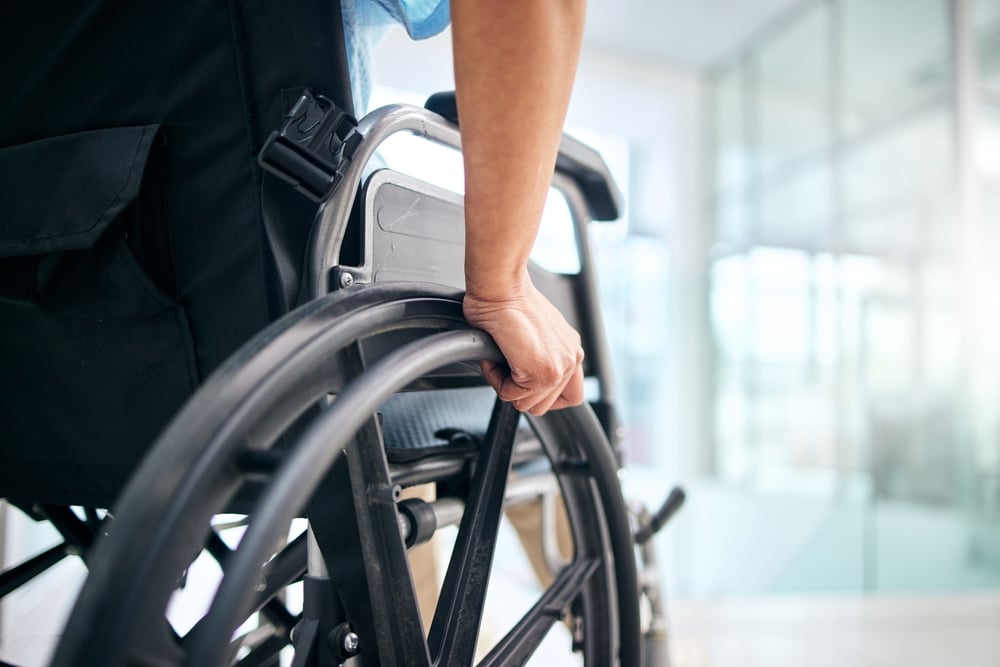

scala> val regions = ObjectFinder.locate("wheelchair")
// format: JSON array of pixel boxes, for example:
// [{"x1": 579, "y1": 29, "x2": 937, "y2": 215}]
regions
[{"x1": 0, "y1": 2, "x2": 681, "y2": 665}]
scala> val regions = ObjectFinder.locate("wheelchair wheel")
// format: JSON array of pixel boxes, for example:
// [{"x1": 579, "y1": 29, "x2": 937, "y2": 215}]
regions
[{"x1": 51, "y1": 283, "x2": 639, "y2": 667}]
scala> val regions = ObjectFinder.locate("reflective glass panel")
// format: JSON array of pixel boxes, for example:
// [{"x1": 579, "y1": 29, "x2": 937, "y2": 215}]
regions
[
  {"x1": 756, "y1": 4, "x2": 831, "y2": 173},
  {"x1": 976, "y1": 0, "x2": 1000, "y2": 90},
  {"x1": 841, "y1": 0, "x2": 950, "y2": 136},
  {"x1": 713, "y1": 63, "x2": 748, "y2": 194},
  {"x1": 841, "y1": 108, "x2": 953, "y2": 256},
  {"x1": 759, "y1": 159, "x2": 834, "y2": 245}
]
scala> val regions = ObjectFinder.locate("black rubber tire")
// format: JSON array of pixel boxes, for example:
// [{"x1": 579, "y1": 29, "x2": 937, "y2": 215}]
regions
[{"x1": 51, "y1": 283, "x2": 639, "y2": 667}]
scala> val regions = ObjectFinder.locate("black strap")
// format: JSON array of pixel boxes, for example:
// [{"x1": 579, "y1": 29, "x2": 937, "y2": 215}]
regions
[{"x1": 230, "y1": 0, "x2": 358, "y2": 316}]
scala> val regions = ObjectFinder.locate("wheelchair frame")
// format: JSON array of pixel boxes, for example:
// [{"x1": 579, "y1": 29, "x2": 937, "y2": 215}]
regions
[{"x1": 1, "y1": 96, "x2": 677, "y2": 666}]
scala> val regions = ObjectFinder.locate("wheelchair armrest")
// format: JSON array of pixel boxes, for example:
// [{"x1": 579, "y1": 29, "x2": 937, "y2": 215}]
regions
[
  {"x1": 424, "y1": 92, "x2": 623, "y2": 222},
  {"x1": 306, "y1": 99, "x2": 620, "y2": 299}
]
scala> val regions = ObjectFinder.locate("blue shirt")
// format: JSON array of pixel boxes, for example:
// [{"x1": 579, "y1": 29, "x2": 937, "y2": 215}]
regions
[{"x1": 342, "y1": 0, "x2": 451, "y2": 113}]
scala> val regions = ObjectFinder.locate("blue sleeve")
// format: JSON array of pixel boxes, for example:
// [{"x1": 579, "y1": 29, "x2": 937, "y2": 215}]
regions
[
  {"x1": 342, "y1": 0, "x2": 451, "y2": 113},
  {"x1": 369, "y1": 0, "x2": 451, "y2": 40}
]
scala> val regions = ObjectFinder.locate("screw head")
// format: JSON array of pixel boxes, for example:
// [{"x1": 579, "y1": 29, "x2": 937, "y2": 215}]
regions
[
  {"x1": 339, "y1": 272, "x2": 355, "y2": 288},
  {"x1": 342, "y1": 631, "x2": 360, "y2": 654}
]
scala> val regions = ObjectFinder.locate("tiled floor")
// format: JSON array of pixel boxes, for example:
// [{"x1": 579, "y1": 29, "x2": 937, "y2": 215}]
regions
[
  {"x1": 0, "y1": 558, "x2": 85, "y2": 667},
  {"x1": 667, "y1": 593, "x2": 1000, "y2": 667},
  {"x1": 4, "y1": 502, "x2": 1000, "y2": 667},
  {"x1": 5, "y1": 564, "x2": 1000, "y2": 667}
]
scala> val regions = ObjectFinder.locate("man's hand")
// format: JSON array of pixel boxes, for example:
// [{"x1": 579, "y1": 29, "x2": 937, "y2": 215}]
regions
[
  {"x1": 464, "y1": 278, "x2": 585, "y2": 416},
  {"x1": 452, "y1": 0, "x2": 587, "y2": 416}
]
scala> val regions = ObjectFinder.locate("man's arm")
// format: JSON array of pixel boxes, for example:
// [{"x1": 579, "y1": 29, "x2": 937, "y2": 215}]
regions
[{"x1": 451, "y1": 0, "x2": 587, "y2": 416}]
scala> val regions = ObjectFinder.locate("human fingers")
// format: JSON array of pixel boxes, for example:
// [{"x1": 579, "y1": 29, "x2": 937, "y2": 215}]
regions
[
  {"x1": 466, "y1": 284, "x2": 584, "y2": 411},
  {"x1": 546, "y1": 364, "x2": 586, "y2": 412},
  {"x1": 523, "y1": 378, "x2": 570, "y2": 416},
  {"x1": 525, "y1": 361, "x2": 585, "y2": 416},
  {"x1": 482, "y1": 358, "x2": 550, "y2": 413},
  {"x1": 480, "y1": 359, "x2": 536, "y2": 406},
  {"x1": 506, "y1": 354, "x2": 576, "y2": 414},
  {"x1": 490, "y1": 363, "x2": 557, "y2": 413}
]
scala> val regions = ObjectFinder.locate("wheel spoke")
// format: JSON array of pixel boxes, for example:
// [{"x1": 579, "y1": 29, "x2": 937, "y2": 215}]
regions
[
  {"x1": 477, "y1": 557, "x2": 601, "y2": 667},
  {"x1": 205, "y1": 529, "x2": 234, "y2": 565},
  {"x1": 49, "y1": 288, "x2": 636, "y2": 666},
  {"x1": 428, "y1": 399, "x2": 520, "y2": 665},
  {"x1": 184, "y1": 532, "x2": 306, "y2": 650},
  {"x1": 187, "y1": 329, "x2": 501, "y2": 667},
  {"x1": 0, "y1": 543, "x2": 70, "y2": 597},
  {"x1": 260, "y1": 599, "x2": 299, "y2": 635},
  {"x1": 120, "y1": 619, "x2": 186, "y2": 666},
  {"x1": 235, "y1": 630, "x2": 288, "y2": 667},
  {"x1": 38, "y1": 505, "x2": 98, "y2": 555}
]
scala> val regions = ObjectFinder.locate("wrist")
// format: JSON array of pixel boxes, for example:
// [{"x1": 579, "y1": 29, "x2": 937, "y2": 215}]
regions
[{"x1": 464, "y1": 266, "x2": 531, "y2": 304}]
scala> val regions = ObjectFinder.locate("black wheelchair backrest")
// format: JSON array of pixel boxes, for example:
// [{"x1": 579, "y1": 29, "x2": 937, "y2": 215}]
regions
[{"x1": 0, "y1": 0, "x2": 354, "y2": 505}]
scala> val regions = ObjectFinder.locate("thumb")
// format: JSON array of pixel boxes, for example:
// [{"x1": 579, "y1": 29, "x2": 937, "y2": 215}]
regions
[{"x1": 480, "y1": 360, "x2": 507, "y2": 396}]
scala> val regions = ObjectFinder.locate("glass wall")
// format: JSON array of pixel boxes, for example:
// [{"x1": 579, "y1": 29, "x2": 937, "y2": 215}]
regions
[{"x1": 706, "y1": 0, "x2": 1000, "y2": 593}]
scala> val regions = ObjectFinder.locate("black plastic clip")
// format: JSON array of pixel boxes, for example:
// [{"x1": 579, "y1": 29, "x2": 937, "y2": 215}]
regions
[{"x1": 258, "y1": 90, "x2": 362, "y2": 203}]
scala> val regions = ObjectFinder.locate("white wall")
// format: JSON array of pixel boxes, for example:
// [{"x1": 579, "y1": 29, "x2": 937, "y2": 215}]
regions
[{"x1": 569, "y1": 46, "x2": 711, "y2": 483}]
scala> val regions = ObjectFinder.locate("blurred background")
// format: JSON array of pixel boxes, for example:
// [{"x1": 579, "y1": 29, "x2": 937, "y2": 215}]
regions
[
  {"x1": 5, "y1": 0, "x2": 1000, "y2": 665},
  {"x1": 371, "y1": 0, "x2": 1000, "y2": 663}
]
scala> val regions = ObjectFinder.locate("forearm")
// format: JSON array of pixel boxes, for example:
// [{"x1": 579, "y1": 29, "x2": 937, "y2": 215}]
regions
[{"x1": 451, "y1": 0, "x2": 586, "y2": 299}]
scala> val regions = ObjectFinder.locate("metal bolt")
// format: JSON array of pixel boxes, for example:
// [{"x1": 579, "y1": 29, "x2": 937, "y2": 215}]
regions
[
  {"x1": 342, "y1": 631, "x2": 360, "y2": 654},
  {"x1": 339, "y1": 272, "x2": 355, "y2": 288}
]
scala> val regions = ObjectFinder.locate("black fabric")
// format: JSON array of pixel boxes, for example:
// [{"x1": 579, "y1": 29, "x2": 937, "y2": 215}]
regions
[
  {"x1": 381, "y1": 387, "x2": 496, "y2": 457},
  {"x1": 0, "y1": 1, "x2": 354, "y2": 504}
]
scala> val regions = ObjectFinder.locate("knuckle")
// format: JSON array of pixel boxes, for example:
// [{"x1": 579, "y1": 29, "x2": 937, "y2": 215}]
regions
[
  {"x1": 498, "y1": 388, "x2": 522, "y2": 403},
  {"x1": 539, "y1": 365, "x2": 561, "y2": 386},
  {"x1": 526, "y1": 358, "x2": 560, "y2": 387}
]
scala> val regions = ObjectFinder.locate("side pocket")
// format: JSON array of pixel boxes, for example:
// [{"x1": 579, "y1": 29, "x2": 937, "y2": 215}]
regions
[{"x1": 0, "y1": 125, "x2": 199, "y2": 506}]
